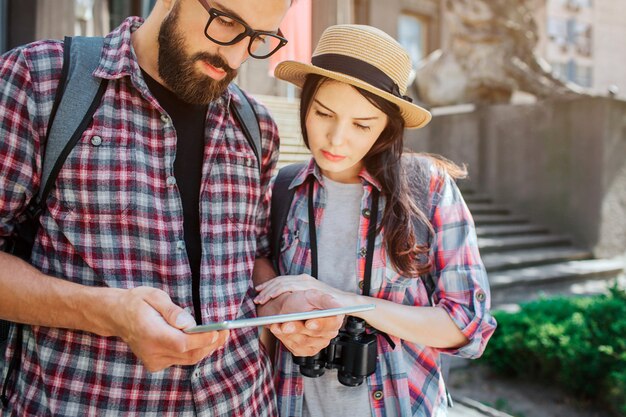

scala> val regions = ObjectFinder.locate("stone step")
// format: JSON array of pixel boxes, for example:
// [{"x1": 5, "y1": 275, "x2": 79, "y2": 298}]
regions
[
  {"x1": 277, "y1": 155, "x2": 311, "y2": 168},
  {"x1": 489, "y1": 258, "x2": 624, "y2": 290},
  {"x1": 255, "y1": 94, "x2": 300, "y2": 108},
  {"x1": 492, "y1": 270, "x2": 626, "y2": 310},
  {"x1": 478, "y1": 234, "x2": 571, "y2": 253},
  {"x1": 467, "y1": 203, "x2": 510, "y2": 215},
  {"x1": 475, "y1": 224, "x2": 549, "y2": 237},
  {"x1": 473, "y1": 214, "x2": 528, "y2": 225},
  {"x1": 482, "y1": 247, "x2": 592, "y2": 271},
  {"x1": 280, "y1": 143, "x2": 309, "y2": 153},
  {"x1": 450, "y1": 397, "x2": 516, "y2": 417}
]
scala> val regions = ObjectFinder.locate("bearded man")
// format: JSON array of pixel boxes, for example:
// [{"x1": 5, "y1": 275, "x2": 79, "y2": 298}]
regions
[{"x1": 0, "y1": 1, "x2": 342, "y2": 415}]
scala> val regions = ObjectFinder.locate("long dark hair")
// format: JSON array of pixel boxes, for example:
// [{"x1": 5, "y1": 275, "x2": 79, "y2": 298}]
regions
[{"x1": 299, "y1": 74, "x2": 466, "y2": 277}]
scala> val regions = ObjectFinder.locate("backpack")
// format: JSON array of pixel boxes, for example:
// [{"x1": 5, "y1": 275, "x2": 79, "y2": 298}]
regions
[
  {"x1": 269, "y1": 159, "x2": 453, "y2": 407},
  {"x1": 1, "y1": 35, "x2": 262, "y2": 407}
]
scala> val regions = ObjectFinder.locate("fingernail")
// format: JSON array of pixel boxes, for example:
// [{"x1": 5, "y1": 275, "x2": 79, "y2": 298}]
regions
[
  {"x1": 211, "y1": 333, "x2": 218, "y2": 344},
  {"x1": 176, "y1": 311, "x2": 196, "y2": 328},
  {"x1": 283, "y1": 323, "x2": 295, "y2": 333}
]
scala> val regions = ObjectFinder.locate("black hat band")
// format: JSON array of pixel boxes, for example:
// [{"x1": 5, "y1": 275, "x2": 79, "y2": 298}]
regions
[{"x1": 311, "y1": 53, "x2": 413, "y2": 103}]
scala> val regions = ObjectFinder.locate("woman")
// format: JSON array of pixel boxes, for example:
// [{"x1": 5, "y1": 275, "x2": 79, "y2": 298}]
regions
[{"x1": 255, "y1": 24, "x2": 497, "y2": 417}]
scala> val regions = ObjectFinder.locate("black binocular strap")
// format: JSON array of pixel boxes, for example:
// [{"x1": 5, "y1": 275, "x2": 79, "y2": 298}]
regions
[{"x1": 306, "y1": 180, "x2": 395, "y2": 350}]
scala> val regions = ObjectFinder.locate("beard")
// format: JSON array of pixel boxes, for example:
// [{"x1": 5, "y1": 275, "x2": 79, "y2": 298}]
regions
[{"x1": 157, "y1": 2, "x2": 237, "y2": 104}]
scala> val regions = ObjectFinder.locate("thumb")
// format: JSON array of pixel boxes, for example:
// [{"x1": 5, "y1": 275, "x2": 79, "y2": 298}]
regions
[{"x1": 144, "y1": 289, "x2": 197, "y2": 330}]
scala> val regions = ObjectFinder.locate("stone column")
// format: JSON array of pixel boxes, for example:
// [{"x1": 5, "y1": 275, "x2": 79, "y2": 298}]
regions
[
  {"x1": 36, "y1": 0, "x2": 74, "y2": 40},
  {"x1": 35, "y1": 0, "x2": 110, "y2": 40},
  {"x1": 0, "y1": 0, "x2": 7, "y2": 53}
]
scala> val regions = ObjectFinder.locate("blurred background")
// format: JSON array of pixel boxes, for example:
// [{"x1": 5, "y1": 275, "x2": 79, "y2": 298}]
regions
[{"x1": 1, "y1": 1, "x2": 626, "y2": 415}]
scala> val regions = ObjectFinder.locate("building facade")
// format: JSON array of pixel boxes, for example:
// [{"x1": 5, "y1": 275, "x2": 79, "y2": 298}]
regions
[
  {"x1": 1, "y1": 0, "x2": 625, "y2": 100},
  {"x1": 537, "y1": 0, "x2": 626, "y2": 98}
]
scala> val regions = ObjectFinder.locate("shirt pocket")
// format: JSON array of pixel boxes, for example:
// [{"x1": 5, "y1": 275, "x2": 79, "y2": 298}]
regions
[
  {"x1": 209, "y1": 149, "x2": 261, "y2": 231},
  {"x1": 54, "y1": 135, "x2": 137, "y2": 223}
]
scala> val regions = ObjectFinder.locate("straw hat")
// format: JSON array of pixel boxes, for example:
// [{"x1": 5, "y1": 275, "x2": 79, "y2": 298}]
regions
[{"x1": 274, "y1": 24, "x2": 431, "y2": 129}]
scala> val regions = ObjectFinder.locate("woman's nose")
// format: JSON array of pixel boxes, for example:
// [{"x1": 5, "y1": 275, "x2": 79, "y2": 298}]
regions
[{"x1": 328, "y1": 123, "x2": 347, "y2": 146}]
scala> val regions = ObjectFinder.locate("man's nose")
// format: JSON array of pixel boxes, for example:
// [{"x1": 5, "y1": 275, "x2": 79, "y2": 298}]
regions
[{"x1": 218, "y1": 38, "x2": 251, "y2": 70}]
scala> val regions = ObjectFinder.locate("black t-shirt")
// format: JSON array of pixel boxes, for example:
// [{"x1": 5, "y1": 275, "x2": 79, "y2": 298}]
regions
[{"x1": 142, "y1": 69, "x2": 206, "y2": 318}]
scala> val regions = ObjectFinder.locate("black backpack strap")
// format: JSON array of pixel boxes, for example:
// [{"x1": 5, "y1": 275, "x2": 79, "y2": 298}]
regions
[
  {"x1": 1, "y1": 36, "x2": 107, "y2": 409},
  {"x1": 229, "y1": 83, "x2": 262, "y2": 174},
  {"x1": 270, "y1": 163, "x2": 306, "y2": 271}
]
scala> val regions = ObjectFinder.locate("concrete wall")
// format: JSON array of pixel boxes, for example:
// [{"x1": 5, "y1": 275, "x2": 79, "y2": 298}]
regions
[{"x1": 405, "y1": 97, "x2": 626, "y2": 258}]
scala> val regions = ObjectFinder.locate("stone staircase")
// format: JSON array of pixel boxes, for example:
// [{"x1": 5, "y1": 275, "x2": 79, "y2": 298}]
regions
[
  {"x1": 464, "y1": 189, "x2": 625, "y2": 309},
  {"x1": 255, "y1": 95, "x2": 310, "y2": 168},
  {"x1": 256, "y1": 94, "x2": 625, "y2": 310}
]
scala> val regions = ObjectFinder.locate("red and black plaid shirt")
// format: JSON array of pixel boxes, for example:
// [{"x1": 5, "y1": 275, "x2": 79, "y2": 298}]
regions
[{"x1": 0, "y1": 17, "x2": 279, "y2": 416}]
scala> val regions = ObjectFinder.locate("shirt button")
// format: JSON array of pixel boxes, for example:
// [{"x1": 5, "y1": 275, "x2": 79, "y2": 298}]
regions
[
  {"x1": 362, "y1": 209, "x2": 371, "y2": 218},
  {"x1": 245, "y1": 158, "x2": 253, "y2": 167},
  {"x1": 358, "y1": 281, "x2": 364, "y2": 290},
  {"x1": 476, "y1": 290, "x2": 486, "y2": 302},
  {"x1": 90, "y1": 135, "x2": 102, "y2": 146},
  {"x1": 193, "y1": 370, "x2": 201, "y2": 379},
  {"x1": 373, "y1": 390, "x2": 384, "y2": 401},
  {"x1": 166, "y1": 176, "x2": 177, "y2": 186},
  {"x1": 359, "y1": 247, "x2": 367, "y2": 258},
  {"x1": 176, "y1": 240, "x2": 186, "y2": 251},
  {"x1": 160, "y1": 114, "x2": 171, "y2": 125}
]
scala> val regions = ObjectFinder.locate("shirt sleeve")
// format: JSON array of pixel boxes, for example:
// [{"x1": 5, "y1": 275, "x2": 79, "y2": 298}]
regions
[
  {"x1": 0, "y1": 47, "x2": 41, "y2": 250},
  {"x1": 249, "y1": 98, "x2": 280, "y2": 259},
  {"x1": 428, "y1": 166, "x2": 497, "y2": 359}
]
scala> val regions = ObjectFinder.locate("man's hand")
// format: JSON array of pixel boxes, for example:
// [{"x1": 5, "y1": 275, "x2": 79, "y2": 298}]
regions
[
  {"x1": 112, "y1": 286, "x2": 229, "y2": 372},
  {"x1": 257, "y1": 289, "x2": 344, "y2": 357}
]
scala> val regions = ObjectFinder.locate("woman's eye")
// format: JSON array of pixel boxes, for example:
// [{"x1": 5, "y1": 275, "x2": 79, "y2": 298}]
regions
[
  {"x1": 315, "y1": 110, "x2": 332, "y2": 118},
  {"x1": 355, "y1": 123, "x2": 371, "y2": 131}
]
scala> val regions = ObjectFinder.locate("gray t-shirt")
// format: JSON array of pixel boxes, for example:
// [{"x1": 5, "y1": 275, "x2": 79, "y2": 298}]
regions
[{"x1": 302, "y1": 176, "x2": 372, "y2": 417}]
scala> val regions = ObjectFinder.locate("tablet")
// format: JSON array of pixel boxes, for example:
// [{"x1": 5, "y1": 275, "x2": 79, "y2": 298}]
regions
[{"x1": 184, "y1": 304, "x2": 376, "y2": 333}]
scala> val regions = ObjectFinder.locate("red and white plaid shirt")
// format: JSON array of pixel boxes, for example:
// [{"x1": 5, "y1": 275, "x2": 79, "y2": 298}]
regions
[
  {"x1": 274, "y1": 159, "x2": 497, "y2": 417},
  {"x1": 0, "y1": 18, "x2": 279, "y2": 416}
]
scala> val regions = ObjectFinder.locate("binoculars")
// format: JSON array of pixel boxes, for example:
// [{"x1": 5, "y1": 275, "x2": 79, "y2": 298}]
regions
[{"x1": 292, "y1": 317, "x2": 377, "y2": 387}]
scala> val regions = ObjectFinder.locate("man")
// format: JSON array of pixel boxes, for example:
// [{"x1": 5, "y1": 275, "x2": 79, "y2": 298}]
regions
[{"x1": 0, "y1": 0, "x2": 340, "y2": 415}]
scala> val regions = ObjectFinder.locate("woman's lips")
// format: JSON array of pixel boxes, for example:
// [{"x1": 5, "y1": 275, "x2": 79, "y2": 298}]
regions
[{"x1": 321, "y1": 150, "x2": 346, "y2": 162}]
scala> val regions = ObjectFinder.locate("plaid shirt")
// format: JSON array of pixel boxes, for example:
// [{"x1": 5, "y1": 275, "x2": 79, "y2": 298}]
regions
[
  {"x1": 274, "y1": 158, "x2": 497, "y2": 417},
  {"x1": 0, "y1": 18, "x2": 279, "y2": 416}
]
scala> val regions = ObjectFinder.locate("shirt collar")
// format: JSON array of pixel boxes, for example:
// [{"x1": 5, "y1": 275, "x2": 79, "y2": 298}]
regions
[
  {"x1": 93, "y1": 17, "x2": 143, "y2": 80},
  {"x1": 289, "y1": 158, "x2": 382, "y2": 191}
]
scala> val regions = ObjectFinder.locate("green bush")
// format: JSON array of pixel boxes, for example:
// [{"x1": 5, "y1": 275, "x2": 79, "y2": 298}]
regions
[{"x1": 481, "y1": 285, "x2": 626, "y2": 416}]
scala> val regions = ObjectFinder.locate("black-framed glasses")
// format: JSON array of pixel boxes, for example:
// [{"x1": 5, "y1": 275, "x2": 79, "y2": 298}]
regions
[{"x1": 198, "y1": 0, "x2": 288, "y2": 59}]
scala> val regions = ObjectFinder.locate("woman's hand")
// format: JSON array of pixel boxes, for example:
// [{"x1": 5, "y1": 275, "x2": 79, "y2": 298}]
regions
[{"x1": 254, "y1": 274, "x2": 356, "y2": 307}]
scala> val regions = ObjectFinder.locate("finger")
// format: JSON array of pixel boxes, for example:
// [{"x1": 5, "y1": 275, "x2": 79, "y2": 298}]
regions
[
  {"x1": 305, "y1": 315, "x2": 344, "y2": 332},
  {"x1": 143, "y1": 289, "x2": 197, "y2": 330},
  {"x1": 183, "y1": 329, "x2": 229, "y2": 352},
  {"x1": 254, "y1": 286, "x2": 293, "y2": 304}
]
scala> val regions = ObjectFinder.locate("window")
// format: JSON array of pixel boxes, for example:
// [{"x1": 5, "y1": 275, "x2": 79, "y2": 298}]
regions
[
  {"x1": 547, "y1": 17, "x2": 567, "y2": 45},
  {"x1": 575, "y1": 65, "x2": 593, "y2": 87},
  {"x1": 398, "y1": 13, "x2": 428, "y2": 69}
]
